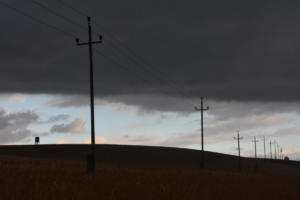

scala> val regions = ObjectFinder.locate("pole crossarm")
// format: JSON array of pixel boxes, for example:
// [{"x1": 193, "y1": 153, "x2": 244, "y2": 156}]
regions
[
  {"x1": 76, "y1": 17, "x2": 103, "y2": 47},
  {"x1": 76, "y1": 40, "x2": 102, "y2": 46},
  {"x1": 234, "y1": 131, "x2": 244, "y2": 141},
  {"x1": 194, "y1": 106, "x2": 209, "y2": 111}
]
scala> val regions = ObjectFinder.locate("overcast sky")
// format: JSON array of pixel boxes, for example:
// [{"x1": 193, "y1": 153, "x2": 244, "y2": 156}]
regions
[{"x1": 0, "y1": 0, "x2": 300, "y2": 160}]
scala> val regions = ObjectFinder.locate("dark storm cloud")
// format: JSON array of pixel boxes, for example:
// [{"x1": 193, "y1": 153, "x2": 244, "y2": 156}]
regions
[{"x1": 1, "y1": 0, "x2": 300, "y2": 106}]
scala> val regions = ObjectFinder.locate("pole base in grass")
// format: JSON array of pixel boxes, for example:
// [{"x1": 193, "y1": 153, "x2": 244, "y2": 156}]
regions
[{"x1": 86, "y1": 154, "x2": 95, "y2": 173}]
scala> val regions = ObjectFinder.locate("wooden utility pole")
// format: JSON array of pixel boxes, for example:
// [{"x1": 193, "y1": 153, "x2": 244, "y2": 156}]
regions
[
  {"x1": 269, "y1": 140, "x2": 273, "y2": 159},
  {"x1": 277, "y1": 144, "x2": 280, "y2": 160},
  {"x1": 195, "y1": 97, "x2": 209, "y2": 168},
  {"x1": 274, "y1": 140, "x2": 277, "y2": 160},
  {"x1": 76, "y1": 16, "x2": 102, "y2": 172},
  {"x1": 253, "y1": 136, "x2": 259, "y2": 159},
  {"x1": 262, "y1": 136, "x2": 266, "y2": 159},
  {"x1": 253, "y1": 136, "x2": 259, "y2": 170},
  {"x1": 234, "y1": 130, "x2": 243, "y2": 171}
]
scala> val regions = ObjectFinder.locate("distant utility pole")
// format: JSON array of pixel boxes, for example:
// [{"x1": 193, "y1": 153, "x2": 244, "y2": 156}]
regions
[
  {"x1": 253, "y1": 136, "x2": 259, "y2": 159},
  {"x1": 269, "y1": 140, "x2": 273, "y2": 159},
  {"x1": 276, "y1": 143, "x2": 279, "y2": 160},
  {"x1": 262, "y1": 136, "x2": 266, "y2": 159},
  {"x1": 253, "y1": 136, "x2": 259, "y2": 170},
  {"x1": 76, "y1": 16, "x2": 103, "y2": 173},
  {"x1": 274, "y1": 140, "x2": 277, "y2": 160},
  {"x1": 277, "y1": 144, "x2": 280, "y2": 160},
  {"x1": 234, "y1": 130, "x2": 243, "y2": 171},
  {"x1": 195, "y1": 97, "x2": 209, "y2": 168}
]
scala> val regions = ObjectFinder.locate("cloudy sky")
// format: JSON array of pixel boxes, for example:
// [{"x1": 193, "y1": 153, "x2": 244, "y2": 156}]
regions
[{"x1": 0, "y1": 0, "x2": 300, "y2": 160}]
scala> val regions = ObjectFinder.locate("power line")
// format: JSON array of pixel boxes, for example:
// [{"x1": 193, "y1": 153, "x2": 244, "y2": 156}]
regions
[
  {"x1": 2, "y1": 0, "x2": 201, "y2": 112},
  {"x1": 0, "y1": 1, "x2": 76, "y2": 38},
  {"x1": 29, "y1": 1, "x2": 158, "y2": 87},
  {"x1": 32, "y1": 0, "x2": 86, "y2": 31},
  {"x1": 92, "y1": 28, "x2": 197, "y2": 106},
  {"x1": 1, "y1": 1, "x2": 186, "y2": 107},
  {"x1": 32, "y1": 0, "x2": 196, "y2": 108},
  {"x1": 92, "y1": 23, "x2": 198, "y2": 105},
  {"x1": 9, "y1": 0, "x2": 189, "y2": 108},
  {"x1": 57, "y1": 0, "x2": 89, "y2": 18},
  {"x1": 94, "y1": 49, "x2": 194, "y2": 108},
  {"x1": 56, "y1": 0, "x2": 199, "y2": 107}
]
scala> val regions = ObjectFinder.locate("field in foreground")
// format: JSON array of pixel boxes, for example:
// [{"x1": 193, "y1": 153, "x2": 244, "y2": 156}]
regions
[{"x1": 0, "y1": 155, "x2": 299, "y2": 200}]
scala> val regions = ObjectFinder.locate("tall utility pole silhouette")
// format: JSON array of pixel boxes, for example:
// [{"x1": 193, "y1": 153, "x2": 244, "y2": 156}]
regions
[
  {"x1": 262, "y1": 136, "x2": 266, "y2": 159},
  {"x1": 195, "y1": 97, "x2": 209, "y2": 168},
  {"x1": 76, "y1": 16, "x2": 102, "y2": 172},
  {"x1": 234, "y1": 130, "x2": 243, "y2": 171}
]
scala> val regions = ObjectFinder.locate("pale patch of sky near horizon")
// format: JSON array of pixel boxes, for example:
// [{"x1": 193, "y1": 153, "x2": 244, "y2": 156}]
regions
[{"x1": 0, "y1": 94, "x2": 300, "y2": 161}]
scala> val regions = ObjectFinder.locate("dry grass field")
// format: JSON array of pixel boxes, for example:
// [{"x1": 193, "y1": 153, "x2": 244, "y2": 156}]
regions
[{"x1": 0, "y1": 155, "x2": 299, "y2": 200}]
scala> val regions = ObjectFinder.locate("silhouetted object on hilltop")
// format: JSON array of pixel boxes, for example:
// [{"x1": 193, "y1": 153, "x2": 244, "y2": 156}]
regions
[
  {"x1": 35, "y1": 137, "x2": 39, "y2": 144},
  {"x1": 195, "y1": 97, "x2": 209, "y2": 168},
  {"x1": 76, "y1": 16, "x2": 103, "y2": 173},
  {"x1": 284, "y1": 156, "x2": 290, "y2": 161}
]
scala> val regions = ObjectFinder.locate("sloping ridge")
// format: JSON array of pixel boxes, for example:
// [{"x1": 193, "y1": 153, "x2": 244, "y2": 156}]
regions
[{"x1": 0, "y1": 144, "x2": 299, "y2": 176}]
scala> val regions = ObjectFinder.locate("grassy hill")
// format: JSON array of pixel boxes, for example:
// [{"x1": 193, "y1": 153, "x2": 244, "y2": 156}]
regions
[
  {"x1": 0, "y1": 144, "x2": 299, "y2": 199},
  {"x1": 0, "y1": 144, "x2": 299, "y2": 176}
]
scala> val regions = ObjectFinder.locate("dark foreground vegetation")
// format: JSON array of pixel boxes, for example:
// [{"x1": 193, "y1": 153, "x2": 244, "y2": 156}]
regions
[{"x1": 0, "y1": 145, "x2": 299, "y2": 199}]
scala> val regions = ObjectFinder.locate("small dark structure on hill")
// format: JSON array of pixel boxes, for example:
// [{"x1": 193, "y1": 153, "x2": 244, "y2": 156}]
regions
[
  {"x1": 284, "y1": 156, "x2": 290, "y2": 161},
  {"x1": 35, "y1": 137, "x2": 39, "y2": 144}
]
